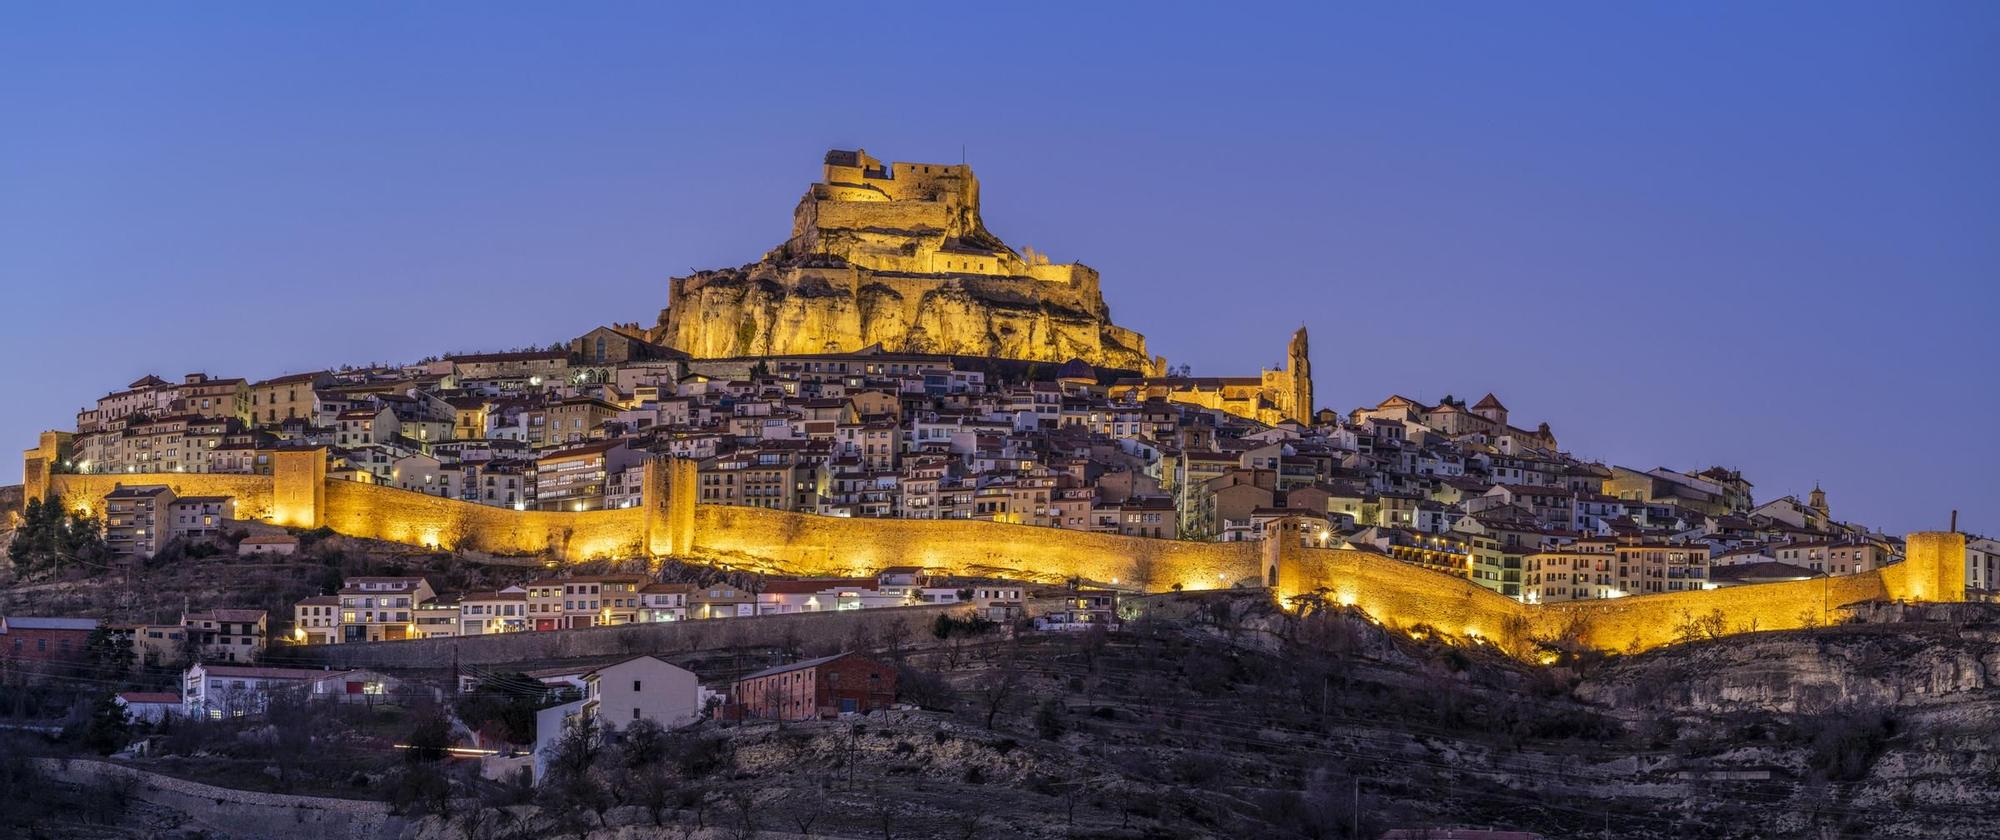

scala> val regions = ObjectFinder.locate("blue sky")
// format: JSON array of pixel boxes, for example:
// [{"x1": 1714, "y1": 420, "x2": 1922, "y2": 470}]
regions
[{"x1": 2, "y1": 2, "x2": 1994, "y2": 535}]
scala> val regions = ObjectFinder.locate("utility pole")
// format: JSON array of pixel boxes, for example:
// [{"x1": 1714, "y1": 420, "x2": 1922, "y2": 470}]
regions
[{"x1": 1351, "y1": 777, "x2": 1359, "y2": 838}]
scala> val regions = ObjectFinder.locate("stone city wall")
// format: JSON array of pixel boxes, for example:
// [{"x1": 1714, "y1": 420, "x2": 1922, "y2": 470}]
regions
[
  {"x1": 53, "y1": 472, "x2": 277, "y2": 520},
  {"x1": 1270, "y1": 520, "x2": 1961, "y2": 653},
  {"x1": 32, "y1": 448, "x2": 1967, "y2": 656},
  {"x1": 324, "y1": 478, "x2": 650, "y2": 558},
  {"x1": 692, "y1": 502, "x2": 1262, "y2": 584}
]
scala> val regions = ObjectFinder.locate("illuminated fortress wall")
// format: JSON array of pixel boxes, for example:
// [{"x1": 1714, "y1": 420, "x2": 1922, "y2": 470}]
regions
[
  {"x1": 323, "y1": 480, "x2": 649, "y2": 558},
  {"x1": 1268, "y1": 519, "x2": 1966, "y2": 652},
  {"x1": 27, "y1": 443, "x2": 1967, "y2": 655},
  {"x1": 52, "y1": 473, "x2": 277, "y2": 521},
  {"x1": 690, "y1": 503, "x2": 1262, "y2": 585},
  {"x1": 40, "y1": 447, "x2": 702, "y2": 560}
]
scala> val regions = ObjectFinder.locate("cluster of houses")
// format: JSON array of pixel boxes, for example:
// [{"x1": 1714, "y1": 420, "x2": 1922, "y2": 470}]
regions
[
  {"x1": 292, "y1": 569, "x2": 1035, "y2": 644},
  {"x1": 48, "y1": 341, "x2": 2000, "y2": 605},
  {"x1": 3, "y1": 607, "x2": 917, "y2": 782}
]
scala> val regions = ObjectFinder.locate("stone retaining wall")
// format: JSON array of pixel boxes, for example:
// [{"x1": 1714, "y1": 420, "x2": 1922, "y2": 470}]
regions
[{"x1": 34, "y1": 756, "x2": 401, "y2": 839}]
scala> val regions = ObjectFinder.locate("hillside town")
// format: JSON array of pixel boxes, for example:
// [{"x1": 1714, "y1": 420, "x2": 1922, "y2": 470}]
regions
[
  {"x1": 37, "y1": 341, "x2": 2000, "y2": 623},
  {"x1": 2, "y1": 138, "x2": 1991, "y2": 838}
]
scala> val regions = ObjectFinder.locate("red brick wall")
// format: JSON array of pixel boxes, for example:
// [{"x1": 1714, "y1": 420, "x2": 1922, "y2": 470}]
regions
[
  {"x1": 731, "y1": 654, "x2": 898, "y2": 721},
  {"x1": 1, "y1": 628, "x2": 93, "y2": 662},
  {"x1": 735, "y1": 667, "x2": 821, "y2": 721},
  {"x1": 816, "y1": 655, "x2": 896, "y2": 716}
]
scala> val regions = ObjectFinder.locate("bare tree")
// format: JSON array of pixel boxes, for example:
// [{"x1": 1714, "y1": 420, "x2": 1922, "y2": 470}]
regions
[
  {"x1": 788, "y1": 781, "x2": 828, "y2": 835},
  {"x1": 629, "y1": 764, "x2": 677, "y2": 827},
  {"x1": 875, "y1": 789, "x2": 897, "y2": 840},
  {"x1": 980, "y1": 654, "x2": 1024, "y2": 729},
  {"x1": 728, "y1": 788, "x2": 760, "y2": 839}
]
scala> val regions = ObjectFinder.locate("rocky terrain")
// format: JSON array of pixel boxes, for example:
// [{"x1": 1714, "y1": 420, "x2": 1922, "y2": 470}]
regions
[
  {"x1": 653, "y1": 149, "x2": 1154, "y2": 371},
  {"x1": 659, "y1": 263, "x2": 1152, "y2": 371},
  {"x1": 14, "y1": 591, "x2": 1998, "y2": 839}
]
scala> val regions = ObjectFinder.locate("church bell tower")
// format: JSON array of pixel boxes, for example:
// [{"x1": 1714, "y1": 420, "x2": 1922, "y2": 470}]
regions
[{"x1": 1286, "y1": 327, "x2": 1312, "y2": 423}]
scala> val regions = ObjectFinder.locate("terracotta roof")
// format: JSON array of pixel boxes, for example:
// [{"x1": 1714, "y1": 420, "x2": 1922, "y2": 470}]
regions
[
  {"x1": 761, "y1": 578, "x2": 875, "y2": 595},
  {"x1": 254, "y1": 371, "x2": 327, "y2": 386},
  {"x1": 185, "y1": 609, "x2": 266, "y2": 623},
  {"x1": 1710, "y1": 561, "x2": 1823, "y2": 582},
  {"x1": 194, "y1": 664, "x2": 342, "y2": 680},
  {"x1": 736, "y1": 651, "x2": 871, "y2": 682},
  {"x1": 449, "y1": 351, "x2": 566, "y2": 364}
]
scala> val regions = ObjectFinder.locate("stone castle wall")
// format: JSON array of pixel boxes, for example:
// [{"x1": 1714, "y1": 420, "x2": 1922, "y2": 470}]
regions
[
  {"x1": 1267, "y1": 519, "x2": 1961, "y2": 653},
  {"x1": 324, "y1": 479, "x2": 651, "y2": 558},
  {"x1": 54, "y1": 473, "x2": 278, "y2": 520},
  {"x1": 691, "y1": 502, "x2": 1260, "y2": 584},
  {"x1": 34, "y1": 757, "x2": 400, "y2": 839},
  {"x1": 44, "y1": 451, "x2": 701, "y2": 561},
  {"x1": 658, "y1": 150, "x2": 1151, "y2": 371},
  {"x1": 31, "y1": 450, "x2": 1967, "y2": 655}
]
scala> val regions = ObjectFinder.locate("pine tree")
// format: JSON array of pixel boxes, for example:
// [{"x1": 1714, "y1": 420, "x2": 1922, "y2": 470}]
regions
[{"x1": 81, "y1": 693, "x2": 130, "y2": 754}]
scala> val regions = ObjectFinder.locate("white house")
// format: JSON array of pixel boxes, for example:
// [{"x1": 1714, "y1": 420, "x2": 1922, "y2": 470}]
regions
[
  {"x1": 309, "y1": 668, "x2": 399, "y2": 702},
  {"x1": 583, "y1": 655, "x2": 703, "y2": 730},
  {"x1": 183, "y1": 663, "x2": 346, "y2": 719},
  {"x1": 534, "y1": 655, "x2": 704, "y2": 781},
  {"x1": 638, "y1": 583, "x2": 690, "y2": 622},
  {"x1": 115, "y1": 691, "x2": 182, "y2": 724},
  {"x1": 459, "y1": 587, "x2": 529, "y2": 635}
]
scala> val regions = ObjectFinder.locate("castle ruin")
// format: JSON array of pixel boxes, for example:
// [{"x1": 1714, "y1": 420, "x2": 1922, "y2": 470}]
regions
[{"x1": 655, "y1": 149, "x2": 1158, "y2": 372}]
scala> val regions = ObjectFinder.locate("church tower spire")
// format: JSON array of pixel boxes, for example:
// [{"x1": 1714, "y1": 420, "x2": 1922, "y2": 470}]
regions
[{"x1": 1808, "y1": 482, "x2": 1828, "y2": 517}]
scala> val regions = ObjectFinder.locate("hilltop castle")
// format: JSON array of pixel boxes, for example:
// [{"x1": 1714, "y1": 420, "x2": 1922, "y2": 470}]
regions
[{"x1": 654, "y1": 149, "x2": 1158, "y2": 372}]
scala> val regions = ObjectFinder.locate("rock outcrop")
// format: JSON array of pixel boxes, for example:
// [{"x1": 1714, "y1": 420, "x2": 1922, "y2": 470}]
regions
[{"x1": 656, "y1": 149, "x2": 1156, "y2": 372}]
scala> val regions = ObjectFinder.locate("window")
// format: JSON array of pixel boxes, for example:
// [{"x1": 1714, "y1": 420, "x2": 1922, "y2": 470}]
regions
[{"x1": 633, "y1": 680, "x2": 642, "y2": 692}]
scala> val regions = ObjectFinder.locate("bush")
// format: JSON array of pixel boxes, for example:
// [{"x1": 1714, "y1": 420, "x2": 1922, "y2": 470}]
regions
[
  {"x1": 896, "y1": 663, "x2": 957, "y2": 710},
  {"x1": 1034, "y1": 699, "x2": 1065, "y2": 740},
  {"x1": 1171, "y1": 752, "x2": 1226, "y2": 784},
  {"x1": 456, "y1": 672, "x2": 560, "y2": 745},
  {"x1": 1806, "y1": 709, "x2": 1894, "y2": 782},
  {"x1": 621, "y1": 718, "x2": 668, "y2": 767},
  {"x1": 386, "y1": 763, "x2": 453, "y2": 816},
  {"x1": 931, "y1": 614, "x2": 998, "y2": 639},
  {"x1": 671, "y1": 732, "x2": 735, "y2": 778},
  {"x1": 405, "y1": 712, "x2": 451, "y2": 762}
]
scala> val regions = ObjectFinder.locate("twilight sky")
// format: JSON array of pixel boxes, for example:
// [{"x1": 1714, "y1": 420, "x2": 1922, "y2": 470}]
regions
[{"x1": 2, "y1": 3, "x2": 1994, "y2": 535}]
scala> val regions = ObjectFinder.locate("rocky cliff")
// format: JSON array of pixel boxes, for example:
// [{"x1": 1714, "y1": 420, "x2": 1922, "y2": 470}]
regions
[{"x1": 656, "y1": 149, "x2": 1156, "y2": 372}]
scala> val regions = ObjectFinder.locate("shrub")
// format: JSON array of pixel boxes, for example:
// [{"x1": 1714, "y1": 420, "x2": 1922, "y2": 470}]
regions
[
  {"x1": 896, "y1": 663, "x2": 957, "y2": 710},
  {"x1": 1034, "y1": 699, "x2": 1065, "y2": 740},
  {"x1": 1806, "y1": 709, "x2": 1895, "y2": 782},
  {"x1": 1171, "y1": 752, "x2": 1226, "y2": 784},
  {"x1": 672, "y1": 733, "x2": 736, "y2": 778}
]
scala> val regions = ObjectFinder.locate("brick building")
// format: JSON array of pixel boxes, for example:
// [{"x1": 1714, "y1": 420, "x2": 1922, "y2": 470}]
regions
[
  {"x1": 728, "y1": 651, "x2": 896, "y2": 721},
  {"x1": 0, "y1": 616, "x2": 100, "y2": 662}
]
